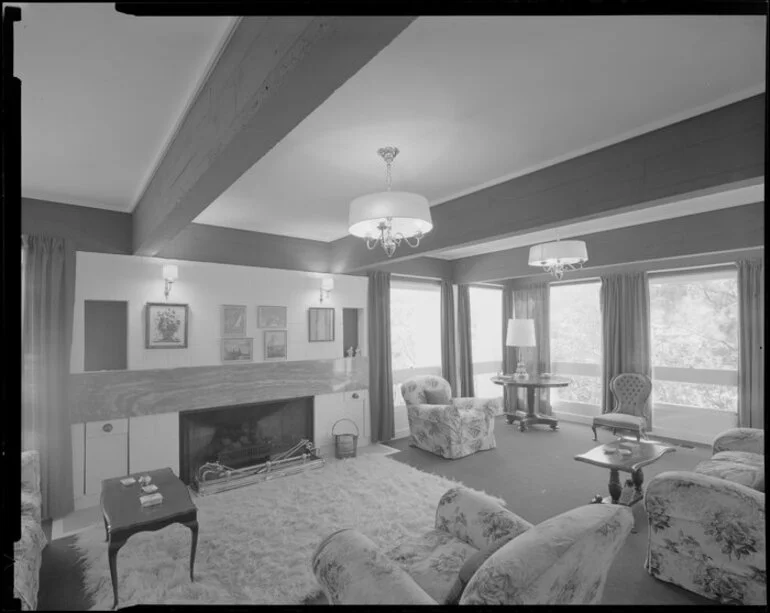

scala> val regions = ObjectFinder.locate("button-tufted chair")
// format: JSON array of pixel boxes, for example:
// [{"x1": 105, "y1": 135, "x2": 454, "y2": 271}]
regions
[
  {"x1": 312, "y1": 487, "x2": 634, "y2": 605},
  {"x1": 643, "y1": 428, "x2": 765, "y2": 605},
  {"x1": 592, "y1": 373, "x2": 651, "y2": 442},
  {"x1": 400, "y1": 375, "x2": 497, "y2": 459}
]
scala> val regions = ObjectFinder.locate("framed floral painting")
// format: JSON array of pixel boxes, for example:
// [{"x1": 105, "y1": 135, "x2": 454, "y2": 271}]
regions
[{"x1": 145, "y1": 303, "x2": 189, "y2": 349}]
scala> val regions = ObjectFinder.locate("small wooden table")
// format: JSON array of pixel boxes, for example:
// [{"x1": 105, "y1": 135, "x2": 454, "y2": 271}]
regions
[
  {"x1": 491, "y1": 374, "x2": 570, "y2": 432},
  {"x1": 574, "y1": 440, "x2": 675, "y2": 531},
  {"x1": 101, "y1": 467, "x2": 198, "y2": 609}
]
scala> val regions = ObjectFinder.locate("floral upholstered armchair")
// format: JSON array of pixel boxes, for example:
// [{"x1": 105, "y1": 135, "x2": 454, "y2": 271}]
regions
[
  {"x1": 592, "y1": 373, "x2": 651, "y2": 442},
  {"x1": 15, "y1": 450, "x2": 47, "y2": 610},
  {"x1": 643, "y1": 428, "x2": 765, "y2": 605},
  {"x1": 400, "y1": 375, "x2": 497, "y2": 459},
  {"x1": 312, "y1": 487, "x2": 634, "y2": 605}
]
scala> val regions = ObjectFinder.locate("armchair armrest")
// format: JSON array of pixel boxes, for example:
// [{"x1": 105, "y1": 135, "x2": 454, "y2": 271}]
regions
[
  {"x1": 435, "y1": 487, "x2": 533, "y2": 550},
  {"x1": 713, "y1": 428, "x2": 764, "y2": 456},
  {"x1": 312, "y1": 529, "x2": 436, "y2": 604},
  {"x1": 452, "y1": 397, "x2": 497, "y2": 417},
  {"x1": 407, "y1": 403, "x2": 458, "y2": 422}
]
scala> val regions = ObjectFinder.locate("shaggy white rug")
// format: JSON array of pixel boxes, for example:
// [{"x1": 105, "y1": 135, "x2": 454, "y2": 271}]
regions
[{"x1": 73, "y1": 454, "x2": 500, "y2": 609}]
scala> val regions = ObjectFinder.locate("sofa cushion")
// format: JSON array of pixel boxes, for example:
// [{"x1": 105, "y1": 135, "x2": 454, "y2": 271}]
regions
[
  {"x1": 386, "y1": 529, "x2": 478, "y2": 604},
  {"x1": 593, "y1": 413, "x2": 646, "y2": 429},
  {"x1": 694, "y1": 451, "x2": 764, "y2": 492}
]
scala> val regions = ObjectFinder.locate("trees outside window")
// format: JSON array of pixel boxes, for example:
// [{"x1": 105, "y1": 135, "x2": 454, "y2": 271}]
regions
[
  {"x1": 469, "y1": 285, "x2": 502, "y2": 398},
  {"x1": 549, "y1": 281, "x2": 602, "y2": 415}
]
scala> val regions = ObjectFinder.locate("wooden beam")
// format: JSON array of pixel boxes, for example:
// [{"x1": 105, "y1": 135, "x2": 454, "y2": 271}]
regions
[
  {"x1": 453, "y1": 201, "x2": 765, "y2": 284},
  {"x1": 132, "y1": 16, "x2": 416, "y2": 256},
  {"x1": 345, "y1": 256, "x2": 454, "y2": 280},
  {"x1": 157, "y1": 223, "x2": 332, "y2": 273},
  {"x1": 22, "y1": 198, "x2": 133, "y2": 254},
  {"x1": 331, "y1": 94, "x2": 765, "y2": 273}
]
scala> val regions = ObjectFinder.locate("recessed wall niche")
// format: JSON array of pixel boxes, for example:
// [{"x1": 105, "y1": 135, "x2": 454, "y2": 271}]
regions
[{"x1": 84, "y1": 300, "x2": 128, "y2": 371}]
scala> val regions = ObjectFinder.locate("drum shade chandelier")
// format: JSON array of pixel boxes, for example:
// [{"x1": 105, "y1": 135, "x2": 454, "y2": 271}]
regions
[
  {"x1": 348, "y1": 146, "x2": 432, "y2": 258},
  {"x1": 528, "y1": 238, "x2": 588, "y2": 279}
]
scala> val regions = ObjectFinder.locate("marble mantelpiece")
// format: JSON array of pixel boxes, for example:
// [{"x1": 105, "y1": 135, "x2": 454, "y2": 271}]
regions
[{"x1": 69, "y1": 357, "x2": 369, "y2": 423}]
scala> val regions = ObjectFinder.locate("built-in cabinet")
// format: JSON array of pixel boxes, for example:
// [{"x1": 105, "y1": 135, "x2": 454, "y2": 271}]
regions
[{"x1": 72, "y1": 389, "x2": 369, "y2": 509}]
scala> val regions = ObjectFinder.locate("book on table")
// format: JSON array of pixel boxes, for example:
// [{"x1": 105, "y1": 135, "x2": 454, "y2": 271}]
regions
[{"x1": 140, "y1": 492, "x2": 164, "y2": 507}]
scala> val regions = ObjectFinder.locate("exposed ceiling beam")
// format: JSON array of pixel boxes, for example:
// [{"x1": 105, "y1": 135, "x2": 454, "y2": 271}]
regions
[
  {"x1": 330, "y1": 93, "x2": 764, "y2": 274},
  {"x1": 132, "y1": 16, "x2": 416, "y2": 256},
  {"x1": 453, "y1": 201, "x2": 765, "y2": 284}
]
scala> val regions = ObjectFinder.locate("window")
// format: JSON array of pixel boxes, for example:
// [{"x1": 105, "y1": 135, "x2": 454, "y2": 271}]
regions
[
  {"x1": 468, "y1": 285, "x2": 503, "y2": 398},
  {"x1": 649, "y1": 268, "x2": 738, "y2": 441},
  {"x1": 390, "y1": 279, "x2": 442, "y2": 408},
  {"x1": 549, "y1": 281, "x2": 602, "y2": 416}
]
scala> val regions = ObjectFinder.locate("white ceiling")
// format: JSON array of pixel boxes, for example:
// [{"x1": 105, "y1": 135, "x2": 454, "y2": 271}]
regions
[
  {"x1": 434, "y1": 179, "x2": 765, "y2": 260},
  {"x1": 194, "y1": 15, "x2": 765, "y2": 242},
  {"x1": 18, "y1": 12, "x2": 765, "y2": 252},
  {"x1": 17, "y1": 3, "x2": 236, "y2": 210}
]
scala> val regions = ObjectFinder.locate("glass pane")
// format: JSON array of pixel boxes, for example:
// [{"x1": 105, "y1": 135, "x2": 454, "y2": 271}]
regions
[
  {"x1": 472, "y1": 369, "x2": 504, "y2": 400},
  {"x1": 649, "y1": 275, "x2": 739, "y2": 370},
  {"x1": 552, "y1": 374, "x2": 602, "y2": 406},
  {"x1": 390, "y1": 283, "x2": 442, "y2": 371},
  {"x1": 469, "y1": 286, "x2": 502, "y2": 363},
  {"x1": 653, "y1": 380, "x2": 738, "y2": 412},
  {"x1": 550, "y1": 282, "x2": 601, "y2": 364}
]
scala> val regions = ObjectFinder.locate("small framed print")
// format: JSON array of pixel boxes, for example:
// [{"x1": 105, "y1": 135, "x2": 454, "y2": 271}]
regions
[
  {"x1": 221, "y1": 304, "x2": 247, "y2": 337},
  {"x1": 264, "y1": 329, "x2": 288, "y2": 361},
  {"x1": 258, "y1": 305, "x2": 287, "y2": 329},
  {"x1": 221, "y1": 338, "x2": 253, "y2": 363},
  {"x1": 308, "y1": 307, "x2": 335, "y2": 342},
  {"x1": 145, "y1": 303, "x2": 189, "y2": 349}
]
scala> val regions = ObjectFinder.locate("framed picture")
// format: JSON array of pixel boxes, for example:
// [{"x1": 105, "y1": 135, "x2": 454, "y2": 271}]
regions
[
  {"x1": 264, "y1": 330, "x2": 288, "y2": 361},
  {"x1": 308, "y1": 307, "x2": 335, "y2": 342},
  {"x1": 145, "y1": 303, "x2": 189, "y2": 349},
  {"x1": 221, "y1": 304, "x2": 247, "y2": 337},
  {"x1": 221, "y1": 338, "x2": 253, "y2": 363},
  {"x1": 258, "y1": 305, "x2": 287, "y2": 329}
]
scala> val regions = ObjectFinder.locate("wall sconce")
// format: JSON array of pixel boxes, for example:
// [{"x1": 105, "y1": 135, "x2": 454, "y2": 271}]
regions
[
  {"x1": 163, "y1": 264, "x2": 178, "y2": 300},
  {"x1": 320, "y1": 276, "x2": 334, "y2": 303}
]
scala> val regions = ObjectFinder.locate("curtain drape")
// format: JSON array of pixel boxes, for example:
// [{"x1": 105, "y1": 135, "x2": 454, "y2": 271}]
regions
[
  {"x1": 512, "y1": 283, "x2": 551, "y2": 414},
  {"x1": 367, "y1": 271, "x2": 394, "y2": 443},
  {"x1": 440, "y1": 279, "x2": 458, "y2": 396},
  {"x1": 457, "y1": 284, "x2": 475, "y2": 397},
  {"x1": 21, "y1": 234, "x2": 76, "y2": 520},
  {"x1": 600, "y1": 272, "x2": 652, "y2": 423},
  {"x1": 737, "y1": 258, "x2": 764, "y2": 428},
  {"x1": 501, "y1": 281, "x2": 515, "y2": 409}
]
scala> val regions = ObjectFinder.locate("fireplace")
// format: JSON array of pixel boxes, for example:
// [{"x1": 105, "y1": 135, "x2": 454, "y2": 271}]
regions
[{"x1": 179, "y1": 397, "x2": 314, "y2": 486}]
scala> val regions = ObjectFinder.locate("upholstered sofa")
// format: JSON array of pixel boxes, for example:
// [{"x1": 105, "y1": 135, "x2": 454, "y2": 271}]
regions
[
  {"x1": 312, "y1": 487, "x2": 634, "y2": 605},
  {"x1": 643, "y1": 428, "x2": 765, "y2": 605},
  {"x1": 401, "y1": 375, "x2": 497, "y2": 459},
  {"x1": 15, "y1": 450, "x2": 47, "y2": 610}
]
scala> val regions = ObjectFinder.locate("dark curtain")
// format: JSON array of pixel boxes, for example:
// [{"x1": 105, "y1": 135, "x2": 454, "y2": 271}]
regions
[
  {"x1": 367, "y1": 270, "x2": 394, "y2": 443},
  {"x1": 737, "y1": 258, "x2": 764, "y2": 428},
  {"x1": 501, "y1": 281, "x2": 515, "y2": 409},
  {"x1": 512, "y1": 283, "x2": 551, "y2": 414},
  {"x1": 600, "y1": 272, "x2": 652, "y2": 423},
  {"x1": 440, "y1": 279, "x2": 458, "y2": 396},
  {"x1": 21, "y1": 234, "x2": 76, "y2": 520},
  {"x1": 457, "y1": 284, "x2": 475, "y2": 397}
]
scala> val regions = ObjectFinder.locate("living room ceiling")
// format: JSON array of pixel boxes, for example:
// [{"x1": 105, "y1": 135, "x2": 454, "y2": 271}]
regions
[
  {"x1": 17, "y1": 10, "x2": 765, "y2": 257},
  {"x1": 193, "y1": 15, "x2": 765, "y2": 242}
]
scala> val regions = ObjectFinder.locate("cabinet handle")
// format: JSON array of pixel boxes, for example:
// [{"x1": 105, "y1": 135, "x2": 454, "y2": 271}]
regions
[
  {"x1": 102, "y1": 423, "x2": 113, "y2": 433},
  {"x1": 352, "y1": 393, "x2": 359, "y2": 399}
]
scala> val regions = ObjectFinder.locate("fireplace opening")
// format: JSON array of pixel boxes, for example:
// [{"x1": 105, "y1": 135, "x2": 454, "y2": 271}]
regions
[{"x1": 179, "y1": 397, "x2": 314, "y2": 486}]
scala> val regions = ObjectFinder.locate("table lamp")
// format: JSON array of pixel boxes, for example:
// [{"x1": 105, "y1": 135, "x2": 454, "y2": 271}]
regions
[{"x1": 506, "y1": 318, "x2": 536, "y2": 380}]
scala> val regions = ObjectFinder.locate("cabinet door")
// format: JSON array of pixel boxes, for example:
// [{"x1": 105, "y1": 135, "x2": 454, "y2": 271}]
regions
[
  {"x1": 129, "y1": 413, "x2": 179, "y2": 476},
  {"x1": 313, "y1": 393, "x2": 344, "y2": 452},
  {"x1": 343, "y1": 390, "x2": 368, "y2": 445},
  {"x1": 85, "y1": 418, "x2": 128, "y2": 495}
]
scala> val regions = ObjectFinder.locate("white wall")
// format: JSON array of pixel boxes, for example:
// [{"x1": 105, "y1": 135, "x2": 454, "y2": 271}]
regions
[{"x1": 71, "y1": 252, "x2": 368, "y2": 373}]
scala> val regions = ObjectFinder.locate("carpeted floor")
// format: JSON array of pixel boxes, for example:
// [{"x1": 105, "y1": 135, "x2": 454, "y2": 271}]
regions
[{"x1": 38, "y1": 418, "x2": 715, "y2": 608}]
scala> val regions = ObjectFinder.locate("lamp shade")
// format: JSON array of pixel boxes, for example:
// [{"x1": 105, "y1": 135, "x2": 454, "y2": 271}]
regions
[
  {"x1": 348, "y1": 191, "x2": 432, "y2": 238},
  {"x1": 321, "y1": 277, "x2": 335, "y2": 291},
  {"x1": 506, "y1": 318, "x2": 536, "y2": 347},
  {"x1": 528, "y1": 240, "x2": 588, "y2": 267},
  {"x1": 162, "y1": 264, "x2": 178, "y2": 281}
]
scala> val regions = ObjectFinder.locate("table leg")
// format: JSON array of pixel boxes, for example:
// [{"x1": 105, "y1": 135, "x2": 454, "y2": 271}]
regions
[
  {"x1": 526, "y1": 387, "x2": 536, "y2": 418},
  {"x1": 608, "y1": 469, "x2": 622, "y2": 504},
  {"x1": 184, "y1": 519, "x2": 199, "y2": 581},
  {"x1": 103, "y1": 516, "x2": 109, "y2": 542},
  {"x1": 632, "y1": 468, "x2": 644, "y2": 495},
  {"x1": 108, "y1": 539, "x2": 124, "y2": 609}
]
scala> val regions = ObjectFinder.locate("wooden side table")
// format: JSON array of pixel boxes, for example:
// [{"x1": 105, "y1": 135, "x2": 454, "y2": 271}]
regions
[
  {"x1": 491, "y1": 374, "x2": 570, "y2": 432},
  {"x1": 101, "y1": 467, "x2": 198, "y2": 609}
]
